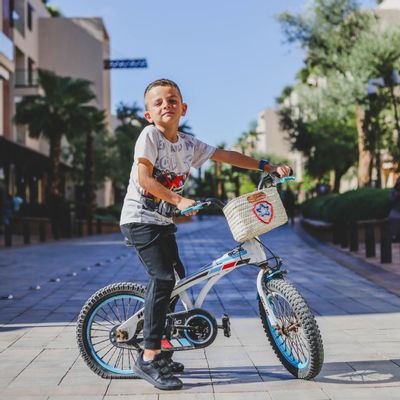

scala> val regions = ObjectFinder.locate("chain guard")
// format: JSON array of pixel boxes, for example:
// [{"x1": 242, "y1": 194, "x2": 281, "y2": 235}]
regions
[
  {"x1": 161, "y1": 308, "x2": 218, "y2": 351},
  {"x1": 113, "y1": 308, "x2": 218, "y2": 352}
]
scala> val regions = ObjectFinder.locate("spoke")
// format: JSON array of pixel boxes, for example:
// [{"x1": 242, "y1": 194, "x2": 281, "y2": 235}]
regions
[
  {"x1": 280, "y1": 298, "x2": 292, "y2": 326},
  {"x1": 277, "y1": 297, "x2": 287, "y2": 321},
  {"x1": 122, "y1": 298, "x2": 127, "y2": 321},
  {"x1": 105, "y1": 346, "x2": 118, "y2": 366},
  {"x1": 298, "y1": 332, "x2": 309, "y2": 352},
  {"x1": 99, "y1": 343, "x2": 115, "y2": 358},
  {"x1": 114, "y1": 348, "x2": 124, "y2": 369},
  {"x1": 125, "y1": 297, "x2": 132, "y2": 320},
  {"x1": 91, "y1": 327, "x2": 110, "y2": 332},
  {"x1": 92, "y1": 337, "x2": 111, "y2": 347},
  {"x1": 128, "y1": 349, "x2": 132, "y2": 370},
  {"x1": 128, "y1": 350, "x2": 137, "y2": 364},
  {"x1": 96, "y1": 311, "x2": 115, "y2": 325},
  {"x1": 131, "y1": 299, "x2": 143, "y2": 315},
  {"x1": 293, "y1": 333, "x2": 308, "y2": 362},
  {"x1": 288, "y1": 335, "x2": 301, "y2": 361},
  {"x1": 113, "y1": 299, "x2": 123, "y2": 323},
  {"x1": 115, "y1": 298, "x2": 124, "y2": 322},
  {"x1": 107, "y1": 302, "x2": 121, "y2": 323},
  {"x1": 93, "y1": 320, "x2": 111, "y2": 329}
]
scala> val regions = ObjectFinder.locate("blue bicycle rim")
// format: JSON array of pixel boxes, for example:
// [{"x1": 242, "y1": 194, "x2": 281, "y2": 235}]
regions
[{"x1": 86, "y1": 294, "x2": 143, "y2": 375}]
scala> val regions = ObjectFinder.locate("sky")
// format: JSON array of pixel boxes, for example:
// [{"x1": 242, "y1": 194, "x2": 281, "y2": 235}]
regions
[{"x1": 49, "y1": 0, "x2": 378, "y2": 147}]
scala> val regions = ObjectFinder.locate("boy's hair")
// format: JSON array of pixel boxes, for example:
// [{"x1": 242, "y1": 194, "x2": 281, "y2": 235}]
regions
[{"x1": 144, "y1": 79, "x2": 183, "y2": 109}]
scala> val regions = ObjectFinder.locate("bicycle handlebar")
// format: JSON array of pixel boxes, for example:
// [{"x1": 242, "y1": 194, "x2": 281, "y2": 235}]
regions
[
  {"x1": 176, "y1": 171, "x2": 296, "y2": 216},
  {"x1": 257, "y1": 170, "x2": 295, "y2": 190}
]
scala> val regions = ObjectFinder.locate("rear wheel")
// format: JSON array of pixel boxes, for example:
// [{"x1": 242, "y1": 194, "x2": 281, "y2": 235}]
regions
[
  {"x1": 76, "y1": 282, "x2": 146, "y2": 379},
  {"x1": 259, "y1": 278, "x2": 324, "y2": 379}
]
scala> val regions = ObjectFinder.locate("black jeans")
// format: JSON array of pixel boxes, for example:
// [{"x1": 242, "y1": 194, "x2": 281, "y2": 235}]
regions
[{"x1": 120, "y1": 223, "x2": 185, "y2": 349}]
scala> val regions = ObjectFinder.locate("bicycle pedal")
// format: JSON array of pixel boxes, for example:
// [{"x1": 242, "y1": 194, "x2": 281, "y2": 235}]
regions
[
  {"x1": 161, "y1": 338, "x2": 195, "y2": 351},
  {"x1": 218, "y1": 314, "x2": 231, "y2": 337}
]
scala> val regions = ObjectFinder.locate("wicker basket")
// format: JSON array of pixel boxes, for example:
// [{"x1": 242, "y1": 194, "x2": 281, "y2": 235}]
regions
[{"x1": 223, "y1": 187, "x2": 288, "y2": 242}]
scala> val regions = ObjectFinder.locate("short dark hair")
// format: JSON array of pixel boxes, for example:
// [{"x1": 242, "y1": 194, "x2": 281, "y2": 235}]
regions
[{"x1": 144, "y1": 79, "x2": 183, "y2": 109}]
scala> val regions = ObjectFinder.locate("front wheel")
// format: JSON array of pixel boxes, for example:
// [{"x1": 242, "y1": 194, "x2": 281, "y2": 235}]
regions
[{"x1": 258, "y1": 278, "x2": 324, "y2": 379}]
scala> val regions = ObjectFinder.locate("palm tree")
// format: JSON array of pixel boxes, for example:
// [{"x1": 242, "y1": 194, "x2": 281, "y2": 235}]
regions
[
  {"x1": 74, "y1": 106, "x2": 107, "y2": 232},
  {"x1": 15, "y1": 69, "x2": 96, "y2": 197}
]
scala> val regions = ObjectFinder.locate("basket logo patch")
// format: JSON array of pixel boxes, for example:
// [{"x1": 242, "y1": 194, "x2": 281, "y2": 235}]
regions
[
  {"x1": 247, "y1": 192, "x2": 266, "y2": 203},
  {"x1": 252, "y1": 200, "x2": 273, "y2": 224}
]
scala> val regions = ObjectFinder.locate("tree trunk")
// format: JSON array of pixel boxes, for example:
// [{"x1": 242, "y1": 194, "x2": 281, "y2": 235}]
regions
[
  {"x1": 84, "y1": 131, "x2": 96, "y2": 235},
  {"x1": 214, "y1": 161, "x2": 223, "y2": 198},
  {"x1": 48, "y1": 134, "x2": 62, "y2": 196},
  {"x1": 375, "y1": 149, "x2": 381, "y2": 188},
  {"x1": 355, "y1": 104, "x2": 373, "y2": 187},
  {"x1": 333, "y1": 169, "x2": 344, "y2": 193},
  {"x1": 388, "y1": 84, "x2": 400, "y2": 150}
]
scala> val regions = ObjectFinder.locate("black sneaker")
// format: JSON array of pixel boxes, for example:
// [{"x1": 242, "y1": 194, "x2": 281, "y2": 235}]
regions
[
  {"x1": 162, "y1": 352, "x2": 185, "y2": 373},
  {"x1": 133, "y1": 352, "x2": 183, "y2": 390}
]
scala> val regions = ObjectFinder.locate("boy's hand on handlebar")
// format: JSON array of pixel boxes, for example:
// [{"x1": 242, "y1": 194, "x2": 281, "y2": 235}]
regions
[
  {"x1": 269, "y1": 164, "x2": 292, "y2": 177},
  {"x1": 177, "y1": 197, "x2": 198, "y2": 216}
]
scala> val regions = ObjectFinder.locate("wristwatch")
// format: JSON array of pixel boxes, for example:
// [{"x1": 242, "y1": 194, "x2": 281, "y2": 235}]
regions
[{"x1": 258, "y1": 159, "x2": 269, "y2": 171}]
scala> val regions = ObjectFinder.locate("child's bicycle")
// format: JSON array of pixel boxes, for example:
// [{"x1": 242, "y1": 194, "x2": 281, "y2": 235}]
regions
[{"x1": 76, "y1": 173, "x2": 324, "y2": 380}]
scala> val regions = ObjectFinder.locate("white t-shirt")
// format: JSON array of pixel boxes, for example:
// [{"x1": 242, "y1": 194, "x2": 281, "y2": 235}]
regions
[{"x1": 120, "y1": 125, "x2": 216, "y2": 225}]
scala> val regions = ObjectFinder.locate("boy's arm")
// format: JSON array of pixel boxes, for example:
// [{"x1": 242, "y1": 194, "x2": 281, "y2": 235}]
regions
[
  {"x1": 137, "y1": 158, "x2": 197, "y2": 215},
  {"x1": 211, "y1": 149, "x2": 291, "y2": 176}
]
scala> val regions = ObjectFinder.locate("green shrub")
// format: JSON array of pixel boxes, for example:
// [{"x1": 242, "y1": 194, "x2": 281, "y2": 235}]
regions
[
  {"x1": 300, "y1": 193, "x2": 338, "y2": 220},
  {"x1": 301, "y1": 188, "x2": 392, "y2": 222}
]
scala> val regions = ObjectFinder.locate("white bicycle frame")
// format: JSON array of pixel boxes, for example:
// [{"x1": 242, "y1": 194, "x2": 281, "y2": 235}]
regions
[{"x1": 117, "y1": 237, "x2": 280, "y2": 341}]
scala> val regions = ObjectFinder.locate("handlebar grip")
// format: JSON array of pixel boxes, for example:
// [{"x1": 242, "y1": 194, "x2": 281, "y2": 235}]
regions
[
  {"x1": 174, "y1": 201, "x2": 212, "y2": 217},
  {"x1": 180, "y1": 203, "x2": 204, "y2": 215}
]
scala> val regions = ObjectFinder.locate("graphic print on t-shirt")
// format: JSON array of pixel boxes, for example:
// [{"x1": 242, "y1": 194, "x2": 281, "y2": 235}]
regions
[{"x1": 142, "y1": 167, "x2": 189, "y2": 217}]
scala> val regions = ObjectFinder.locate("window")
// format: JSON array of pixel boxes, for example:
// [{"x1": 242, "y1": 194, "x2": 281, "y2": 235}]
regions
[
  {"x1": 27, "y1": 3, "x2": 33, "y2": 31},
  {"x1": 28, "y1": 57, "x2": 34, "y2": 85}
]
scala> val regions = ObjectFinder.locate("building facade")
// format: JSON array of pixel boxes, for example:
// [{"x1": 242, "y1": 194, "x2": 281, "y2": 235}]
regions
[
  {"x1": 255, "y1": 108, "x2": 305, "y2": 183},
  {"x1": 0, "y1": 0, "x2": 112, "y2": 211}
]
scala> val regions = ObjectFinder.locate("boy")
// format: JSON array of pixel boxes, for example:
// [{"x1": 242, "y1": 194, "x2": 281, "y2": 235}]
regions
[{"x1": 120, "y1": 79, "x2": 291, "y2": 390}]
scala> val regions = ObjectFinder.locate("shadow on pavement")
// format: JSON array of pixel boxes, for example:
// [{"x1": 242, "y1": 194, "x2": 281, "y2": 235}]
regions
[{"x1": 183, "y1": 360, "x2": 400, "y2": 385}]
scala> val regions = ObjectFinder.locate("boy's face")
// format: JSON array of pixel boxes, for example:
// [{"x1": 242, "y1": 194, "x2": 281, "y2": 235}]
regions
[{"x1": 144, "y1": 85, "x2": 187, "y2": 129}]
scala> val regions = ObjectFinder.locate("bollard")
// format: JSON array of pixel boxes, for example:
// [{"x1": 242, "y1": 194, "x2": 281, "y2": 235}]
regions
[
  {"x1": 39, "y1": 221, "x2": 46, "y2": 242},
  {"x1": 77, "y1": 220, "x2": 83, "y2": 237},
  {"x1": 4, "y1": 224, "x2": 12, "y2": 247},
  {"x1": 380, "y1": 219, "x2": 392, "y2": 264},
  {"x1": 364, "y1": 222, "x2": 375, "y2": 257},
  {"x1": 332, "y1": 223, "x2": 341, "y2": 245},
  {"x1": 23, "y1": 222, "x2": 30, "y2": 245},
  {"x1": 87, "y1": 218, "x2": 93, "y2": 236},
  {"x1": 340, "y1": 222, "x2": 349, "y2": 248},
  {"x1": 96, "y1": 219, "x2": 102, "y2": 234},
  {"x1": 349, "y1": 221, "x2": 358, "y2": 252}
]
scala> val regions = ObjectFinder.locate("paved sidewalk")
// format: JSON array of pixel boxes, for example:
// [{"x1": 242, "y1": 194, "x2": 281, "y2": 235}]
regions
[
  {"x1": 297, "y1": 222, "x2": 400, "y2": 297},
  {"x1": 0, "y1": 216, "x2": 400, "y2": 399}
]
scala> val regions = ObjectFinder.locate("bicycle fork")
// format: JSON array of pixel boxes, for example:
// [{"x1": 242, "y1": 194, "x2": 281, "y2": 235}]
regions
[{"x1": 256, "y1": 269, "x2": 280, "y2": 326}]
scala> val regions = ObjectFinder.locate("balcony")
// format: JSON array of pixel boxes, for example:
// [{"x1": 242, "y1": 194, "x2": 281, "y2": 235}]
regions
[{"x1": 14, "y1": 69, "x2": 42, "y2": 97}]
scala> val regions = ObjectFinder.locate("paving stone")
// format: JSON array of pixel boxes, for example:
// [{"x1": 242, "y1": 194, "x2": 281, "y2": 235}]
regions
[{"x1": 0, "y1": 217, "x2": 400, "y2": 399}]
